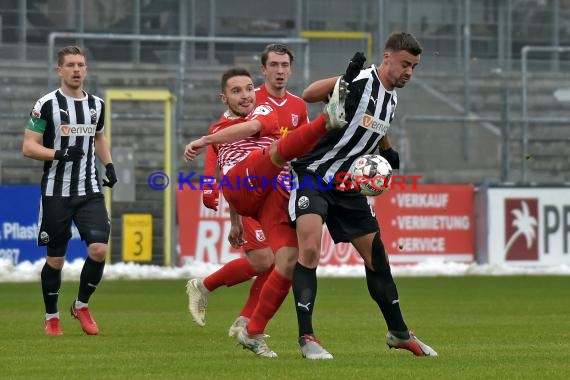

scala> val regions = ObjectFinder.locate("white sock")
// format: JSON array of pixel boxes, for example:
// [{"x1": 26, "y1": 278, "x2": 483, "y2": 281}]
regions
[
  {"x1": 74, "y1": 300, "x2": 88, "y2": 309},
  {"x1": 45, "y1": 312, "x2": 60, "y2": 320}
]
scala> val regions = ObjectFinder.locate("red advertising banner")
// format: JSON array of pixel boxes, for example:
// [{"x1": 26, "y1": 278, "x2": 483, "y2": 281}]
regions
[{"x1": 177, "y1": 184, "x2": 475, "y2": 266}]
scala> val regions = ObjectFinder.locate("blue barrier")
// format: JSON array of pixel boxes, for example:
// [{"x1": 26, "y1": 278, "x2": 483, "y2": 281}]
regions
[{"x1": 0, "y1": 185, "x2": 85, "y2": 265}]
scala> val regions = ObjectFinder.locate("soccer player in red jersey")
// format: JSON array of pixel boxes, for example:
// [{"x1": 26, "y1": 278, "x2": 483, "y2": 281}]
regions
[
  {"x1": 184, "y1": 67, "x2": 347, "y2": 357},
  {"x1": 186, "y1": 44, "x2": 310, "y2": 338}
]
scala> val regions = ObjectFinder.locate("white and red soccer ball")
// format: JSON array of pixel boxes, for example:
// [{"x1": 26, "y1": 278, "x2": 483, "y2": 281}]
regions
[{"x1": 349, "y1": 154, "x2": 393, "y2": 196}]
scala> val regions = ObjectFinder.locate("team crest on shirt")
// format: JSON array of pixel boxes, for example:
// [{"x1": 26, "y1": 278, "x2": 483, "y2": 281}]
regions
[
  {"x1": 255, "y1": 229, "x2": 266, "y2": 242},
  {"x1": 291, "y1": 114, "x2": 299, "y2": 127},
  {"x1": 90, "y1": 108, "x2": 97, "y2": 124}
]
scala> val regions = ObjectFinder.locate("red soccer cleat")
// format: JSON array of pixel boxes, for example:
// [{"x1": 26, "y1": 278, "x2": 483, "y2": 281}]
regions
[
  {"x1": 45, "y1": 318, "x2": 63, "y2": 336},
  {"x1": 70, "y1": 303, "x2": 99, "y2": 335}
]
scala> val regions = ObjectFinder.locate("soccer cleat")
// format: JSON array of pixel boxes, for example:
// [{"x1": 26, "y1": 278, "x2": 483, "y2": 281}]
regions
[
  {"x1": 324, "y1": 77, "x2": 349, "y2": 130},
  {"x1": 386, "y1": 330, "x2": 438, "y2": 357},
  {"x1": 70, "y1": 303, "x2": 99, "y2": 335},
  {"x1": 228, "y1": 316, "x2": 249, "y2": 337},
  {"x1": 45, "y1": 318, "x2": 63, "y2": 336},
  {"x1": 237, "y1": 328, "x2": 278, "y2": 358},
  {"x1": 186, "y1": 278, "x2": 208, "y2": 327},
  {"x1": 299, "y1": 334, "x2": 333, "y2": 360}
]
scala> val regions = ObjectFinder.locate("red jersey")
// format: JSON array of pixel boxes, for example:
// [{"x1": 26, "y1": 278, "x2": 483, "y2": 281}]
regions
[
  {"x1": 203, "y1": 85, "x2": 309, "y2": 179},
  {"x1": 209, "y1": 104, "x2": 280, "y2": 175},
  {"x1": 255, "y1": 84, "x2": 309, "y2": 133}
]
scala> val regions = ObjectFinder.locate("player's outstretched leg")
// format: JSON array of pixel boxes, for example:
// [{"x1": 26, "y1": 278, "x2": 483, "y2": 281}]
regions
[
  {"x1": 186, "y1": 278, "x2": 209, "y2": 326},
  {"x1": 386, "y1": 330, "x2": 438, "y2": 357}
]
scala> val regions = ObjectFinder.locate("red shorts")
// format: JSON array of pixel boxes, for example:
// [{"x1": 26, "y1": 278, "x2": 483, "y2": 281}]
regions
[
  {"x1": 222, "y1": 149, "x2": 282, "y2": 217},
  {"x1": 222, "y1": 149, "x2": 297, "y2": 252},
  {"x1": 242, "y1": 216, "x2": 269, "y2": 252}
]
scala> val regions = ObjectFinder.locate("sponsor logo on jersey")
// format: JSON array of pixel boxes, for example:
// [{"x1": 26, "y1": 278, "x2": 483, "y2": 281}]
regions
[
  {"x1": 60, "y1": 124, "x2": 96, "y2": 136},
  {"x1": 361, "y1": 114, "x2": 390, "y2": 136}
]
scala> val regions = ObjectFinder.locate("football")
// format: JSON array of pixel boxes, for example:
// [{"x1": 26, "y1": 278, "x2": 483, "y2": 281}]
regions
[{"x1": 348, "y1": 154, "x2": 393, "y2": 196}]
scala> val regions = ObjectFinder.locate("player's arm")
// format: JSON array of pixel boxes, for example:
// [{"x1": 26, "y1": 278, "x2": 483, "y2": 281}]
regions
[
  {"x1": 202, "y1": 145, "x2": 220, "y2": 211},
  {"x1": 228, "y1": 205, "x2": 245, "y2": 248},
  {"x1": 378, "y1": 135, "x2": 400, "y2": 170},
  {"x1": 302, "y1": 76, "x2": 340, "y2": 103},
  {"x1": 184, "y1": 119, "x2": 262, "y2": 161},
  {"x1": 95, "y1": 132, "x2": 117, "y2": 187},
  {"x1": 22, "y1": 129, "x2": 57, "y2": 161}
]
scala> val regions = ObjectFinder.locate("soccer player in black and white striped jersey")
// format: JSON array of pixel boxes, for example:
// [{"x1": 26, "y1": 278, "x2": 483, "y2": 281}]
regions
[
  {"x1": 289, "y1": 32, "x2": 438, "y2": 358},
  {"x1": 22, "y1": 46, "x2": 117, "y2": 336}
]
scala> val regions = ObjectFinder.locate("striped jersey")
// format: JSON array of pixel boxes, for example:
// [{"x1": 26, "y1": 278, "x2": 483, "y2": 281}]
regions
[
  {"x1": 292, "y1": 65, "x2": 397, "y2": 185},
  {"x1": 26, "y1": 89, "x2": 105, "y2": 196},
  {"x1": 210, "y1": 104, "x2": 280, "y2": 175}
]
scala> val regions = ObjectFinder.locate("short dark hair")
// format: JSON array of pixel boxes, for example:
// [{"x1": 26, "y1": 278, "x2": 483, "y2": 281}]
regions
[
  {"x1": 220, "y1": 67, "x2": 252, "y2": 92},
  {"x1": 57, "y1": 45, "x2": 86, "y2": 66},
  {"x1": 260, "y1": 43, "x2": 294, "y2": 66},
  {"x1": 384, "y1": 32, "x2": 423, "y2": 56}
]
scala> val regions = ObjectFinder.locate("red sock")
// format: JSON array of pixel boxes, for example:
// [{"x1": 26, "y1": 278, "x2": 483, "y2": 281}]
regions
[
  {"x1": 276, "y1": 113, "x2": 327, "y2": 162},
  {"x1": 247, "y1": 269, "x2": 291, "y2": 335},
  {"x1": 202, "y1": 257, "x2": 258, "y2": 291},
  {"x1": 239, "y1": 268, "x2": 272, "y2": 318}
]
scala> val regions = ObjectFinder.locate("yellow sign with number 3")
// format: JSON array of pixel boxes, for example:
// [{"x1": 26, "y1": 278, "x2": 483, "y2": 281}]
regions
[{"x1": 122, "y1": 214, "x2": 153, "y2": 262}]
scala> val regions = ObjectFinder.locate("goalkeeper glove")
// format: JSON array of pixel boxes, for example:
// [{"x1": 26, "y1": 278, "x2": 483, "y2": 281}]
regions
[
  {"x1": 102, "y1": 163, "x2": 117, "y2": 188},
  {"x1": 380, "y1": 148, "x2": 400, "y2": 170},
  {"x1": 202, "y1": 184, "x2": 219, "y2": 211},
  {"x1": 54, "y1": 145, "x2": 84, "y2": 162}
]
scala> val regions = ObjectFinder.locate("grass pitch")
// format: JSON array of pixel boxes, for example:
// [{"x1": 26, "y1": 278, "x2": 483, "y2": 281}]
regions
[{"x1": 1, "y1": 276, "x2": 569, "y2": 379}]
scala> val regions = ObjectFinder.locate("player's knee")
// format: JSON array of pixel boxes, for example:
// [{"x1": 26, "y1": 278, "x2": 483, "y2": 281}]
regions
[
  {"x1": 247, "y1": 248, "x2": 274, "y2": 272},
  {"x1": 45, "y1": 255, "x2": 65, "y2": 270},
  {"x1": 268, "y1": 142, "x2": 285, "y2": 167},
  {"x1": 88, "y1": 243, "x2": 108, "y2": 262},
  {"x1": 298, "y1": 244, "x2": 320, "y2": 268}
]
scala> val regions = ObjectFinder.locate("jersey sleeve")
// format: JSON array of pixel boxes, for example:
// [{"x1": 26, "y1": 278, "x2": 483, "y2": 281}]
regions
[
  {"x1": 203, "y1": 145, "x2": 218, "y2": 178},
  {"x1": 96, "y1": 101, "x2": 105, "y2": 133},
  {"x1": 250, "y1": 104, "x2": 280, "y2": 137},
  {"x1": 25, "y1": 99, "x2": 49, "y2": 133}
]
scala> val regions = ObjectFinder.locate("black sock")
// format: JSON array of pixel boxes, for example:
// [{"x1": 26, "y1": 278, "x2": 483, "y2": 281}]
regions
[
  {"x1": 365, "y1": 265, "x2": 408, "y2": 334},
  {"x1": 78, "y1": 257, "x2": 105, "y2": 303},
  {"x1": 292, "y1": 262, "x2": 317, "y2": 337},
  {"x1": 41, "y1": 263, "x2": 61, "y2": 314}
]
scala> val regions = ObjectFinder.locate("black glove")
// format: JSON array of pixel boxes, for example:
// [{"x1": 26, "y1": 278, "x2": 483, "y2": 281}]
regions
[
  {"x1": 54, "y1": 145, "x2": 84, "y2": 162},
  {"x1": 343, "y1": 52, "x2": 366, "y2": 83},
  {"x1": 102, "y1": 163, "x2": 117, "y2": 188},
  {"x1": 380, "y1": 147, "x2": 400, "y2": 170}
]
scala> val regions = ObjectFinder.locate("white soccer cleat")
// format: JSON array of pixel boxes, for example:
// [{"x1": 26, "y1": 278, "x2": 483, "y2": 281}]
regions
[
  {"x1": 228, "y1": 316, "x2": 249, "y2": 338},
  {"x1": 237, "y1": 328, "x2": 278, "y2": 358},
  {"x1": 299, "y1": 334, "x2": 333, "y2": 360},
  {"x1": 186, "y1": 278, "x2": 208, "y2": 327},
  {"x1": 325, "y1": 77, "x2": 349, "y2": 130},
  {"x1": 386, "y1": 330, "x2": 438, "y2": 357}
]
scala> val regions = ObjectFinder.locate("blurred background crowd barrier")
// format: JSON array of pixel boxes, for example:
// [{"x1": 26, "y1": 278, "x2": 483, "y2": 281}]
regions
[{"x1": 1, "y1": 0, "x2": 569, "y2": 267}]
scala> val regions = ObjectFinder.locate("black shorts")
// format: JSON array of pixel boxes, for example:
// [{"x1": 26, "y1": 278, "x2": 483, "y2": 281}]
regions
[
  {"x1": 38, "y1": 193, "x2": 110, "y2": 251},
  {"x1": 288, "y1": 169, "x2": 378, "y2": 243}
]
